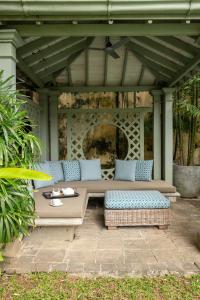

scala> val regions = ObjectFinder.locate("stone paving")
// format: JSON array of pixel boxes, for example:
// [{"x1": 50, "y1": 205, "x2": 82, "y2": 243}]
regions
[{"x1": 2, "y1": 198, "x2": 200, "y2": 276}]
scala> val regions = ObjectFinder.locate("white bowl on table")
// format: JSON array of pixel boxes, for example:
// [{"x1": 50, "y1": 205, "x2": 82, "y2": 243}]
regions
[{"x1": 61, "y1": 187, "x2": 75, "y2": 196}]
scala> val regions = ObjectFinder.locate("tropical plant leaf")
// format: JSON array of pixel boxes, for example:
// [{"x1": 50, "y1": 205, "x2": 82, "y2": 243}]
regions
[
  {"x1": 0, "y1": 72, "x2": 43, "y2": 244},
  {"x1": 0, "y1": 168, "x2": 52, "y2": 181}
]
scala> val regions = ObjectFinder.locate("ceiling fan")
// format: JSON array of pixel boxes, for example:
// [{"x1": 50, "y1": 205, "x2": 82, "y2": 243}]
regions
[{"x1": 88, "y1": 37, "x2": 129, "y2": 59}]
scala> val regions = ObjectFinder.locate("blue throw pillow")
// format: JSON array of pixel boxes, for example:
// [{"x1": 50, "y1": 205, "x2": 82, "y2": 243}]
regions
[
  {"x1": 33, "y1": 162, "x2": 55, "y2": 189},
  {"x1": 135, "y1": 160, "x2": 153, "y2": 181},
  {"x1": 114, "y1": 159, "x2": 137, "y2": 181},
  {"x1": 47, "y1": 161, "x2": 64, "y2": 183},
  {"x1": 79, "y1": 159, "x2": 102, "y2": 181},
  {"x1": 62, "y1": 160, "x2": 81, "y2": 181}
]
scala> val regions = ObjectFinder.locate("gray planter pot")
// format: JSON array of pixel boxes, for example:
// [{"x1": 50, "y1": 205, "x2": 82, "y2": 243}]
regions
[{"x1": 173, "y1": 164, "x2": 200, "y2": 198}]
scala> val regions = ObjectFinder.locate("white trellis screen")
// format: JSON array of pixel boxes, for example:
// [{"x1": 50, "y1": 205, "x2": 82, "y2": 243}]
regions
[{"x1": 64, "y1": 108, "x2": 152, "y2": 180}]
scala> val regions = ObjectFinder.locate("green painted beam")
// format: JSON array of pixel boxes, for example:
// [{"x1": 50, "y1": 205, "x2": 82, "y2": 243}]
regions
[
  {"x1": 33, "y1": 39, "x2": 88, "y2": 74},
  {"x1": 60, "y1": 108, "x2": 153, "y2": 115},
  {"x1": 36, "y1": 42, "x2": 87, "y2": 78},
  {"x1": 85, "y1": 48, "x2": 89, "y2": 86},
  {"x1": 39, "y1": 92, "x2": 50, "y2": 161},
  {"x1": 104, "y1": 52, "x2": 108, "y2": 86},
  {"x1": 162, "y1": 88, "x2": 175, "y2": 184},
  {"x1": 137, "y1": 65, "x2": 145, "y2": 85},
  {"x1": 38, "y1": 85, "x2": 158, "y2": 94},
  {"x1": 42, "y1": 37, "x2": 94, "y2": 84},
  {"x1": 17, "y1": 57, "x2": 44, "y2": 87},
  {"x1": 170, "y1": 51, "x2": 200, "y2": 86},
  {"x1": 131, "y1": 36, "x2": 188, "y2": 66},
  {"x1": 67, "y1": 66, "x2": 73, "y2": 86},
  {"x1": 24, "y1": 37, "x2": 85, "y2": 66},
  {"x1": 132, "y1": 51, "x2": 170, "y2": 82},
  {"x1": 144, "y1": 56, "x2": 175, "y2": 78},
  {"x1": 129, "y1": 48, "x2": 174, "y2": 79},
  {"x1": 7, "y1": 24, "x2": 200, "y2": 37},
  {"x1": 127, "y1": 41, "x2": 179, "y2": 73},
  {"x1": 151, "y1": 90, "x2": 162, "y2": 180},
  {"x1": 42, "y1": 50, "x2": 83, "y2": 83},
  {"x1": 121, "y1": 48, "x2": 128, "y2": 86},
  {"x1": 158, "y1": 36, "x2": 199, "y2": 57},
  {"x1": 49, "y1": 95, "x2": 59, "y2": 161},
  {"x1": 17, "y1": 37, "x2": 55, "y2": 56}
]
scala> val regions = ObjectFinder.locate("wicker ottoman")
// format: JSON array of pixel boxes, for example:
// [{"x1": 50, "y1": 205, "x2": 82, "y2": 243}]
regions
[{"x1": 104, "y1": 190, "x2": 170, "y2": 230}]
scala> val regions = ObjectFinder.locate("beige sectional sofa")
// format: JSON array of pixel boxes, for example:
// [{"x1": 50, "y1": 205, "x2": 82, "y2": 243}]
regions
[
  {"x1": 52, "y1": 179, "x2": 177, "y2": 194},
  {"x1": 34, "y1": 179, "x2": 179, "y2": 229}
]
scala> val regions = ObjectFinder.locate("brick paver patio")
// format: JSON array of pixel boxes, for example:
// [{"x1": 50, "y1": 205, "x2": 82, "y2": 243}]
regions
[{"x1": 2, "y1": 198, "x2": 200, "y2": 276}]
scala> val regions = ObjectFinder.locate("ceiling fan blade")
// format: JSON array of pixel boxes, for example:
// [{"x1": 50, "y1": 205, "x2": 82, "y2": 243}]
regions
[
  {"x1": 105, "y1": 47, "x2": 120, "y2": 59},
  {"x1": 111, "y1": 37, "x2": 130, "y2": 50}
]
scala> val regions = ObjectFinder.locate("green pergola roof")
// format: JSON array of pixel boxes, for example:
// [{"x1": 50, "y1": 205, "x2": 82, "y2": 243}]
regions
[
  {"x1": 15, "y1": 35, "x2": 200, "y2": 89},
  {"x1": 0, "y1": 0, "x2": 200, "y2": 20},
  {"x1": 2, "y1": 1, "x2": 200, "y2": 90}
]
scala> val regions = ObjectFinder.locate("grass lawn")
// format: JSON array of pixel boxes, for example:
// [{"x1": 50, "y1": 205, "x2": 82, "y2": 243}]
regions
[{"x1": 0, "y1": 273, "x2": 200, "y2": 300}]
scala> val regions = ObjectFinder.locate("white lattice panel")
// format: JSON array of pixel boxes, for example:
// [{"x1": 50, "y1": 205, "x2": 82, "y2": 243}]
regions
[{"x1": 66, "y1": 109, "x2": 145, "y2": 180}]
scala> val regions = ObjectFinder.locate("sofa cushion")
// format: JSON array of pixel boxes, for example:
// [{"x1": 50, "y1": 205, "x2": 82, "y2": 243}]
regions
[
  {"x1": 33, "y1": 162, "x2": 55, "y2": 189},
  {"x1": 34, "y1": 187, "x2": 88, "y2": 218},
  {"x1": 53, "y1": 179, "x2": 176, "y2": 194},
  {"x1": 114, "y1": 159, "x2": 136, "y2": 181},
  {"x1": 79, "y1": 159, "x2": 102, "y2": 181},
  {"x1": 105, "y1": 190, "x2": 170, "y2": 209},
  {"x1": 135, "y1": 160, "x2": 153, "y2": 181},
  {"x1": 62, "y1": 160, "x2": 81, "y2": 181},
  {"x1": 47, "y1": 161, "x2": 64, "y2": 183}
]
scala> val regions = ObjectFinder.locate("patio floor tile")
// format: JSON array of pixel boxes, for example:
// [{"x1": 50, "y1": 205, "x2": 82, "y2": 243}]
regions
[
  {"x1": 67, "y1": 262, "x2": 84, "y2": 273},
  {"x1": 51, "y1": 263, "x2": 68, "y2": 272},
  {"x1": 124, "y1": 239, "x2": 150, "y2": 250},
  {"x1": 2, "y1": 198, "x2": 200, "y2": 276},
  {"x1": 100, "y1": 263, "x2": 118, "y2": 275},
  {"x1": 64, "y1": 250, "x2": 96, "y2": 263},
  {"x1": 97, "y1": 238, "x2": 123, "y2": 250},
  {"x1": 95, "y1": 250, "x2": 124, "y2": 264},
  {"x1": 84, "y1": 263, "x2": 100, "y2": 274},
  {"x1": 34, "y1": 249, "x2": 66, "y2": 263}
]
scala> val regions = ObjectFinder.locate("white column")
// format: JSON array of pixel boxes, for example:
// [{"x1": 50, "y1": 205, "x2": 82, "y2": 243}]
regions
[
  {"x1": 39, "y1": 92, "x2": 50, "y2": 161},
  {"x1": 162, "y1": 88, "x2": 175, "y2": 184},
  {"x1": 49, "y1": 94, "x2": 59, "y2": 161},
  {"x1": 151, "y1": 90, "x2": 162, "y2": 180},
  {"x1": 0, "y1": 30, "x2": 23, "y2": 86}
]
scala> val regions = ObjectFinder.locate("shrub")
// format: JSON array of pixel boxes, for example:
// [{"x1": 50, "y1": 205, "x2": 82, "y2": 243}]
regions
[{"x1": 0, "y1": 72, "x2": 41, "y2": 243}]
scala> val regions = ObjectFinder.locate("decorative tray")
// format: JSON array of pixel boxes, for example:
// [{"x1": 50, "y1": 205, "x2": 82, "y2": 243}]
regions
[{"x1": 42, "y1": 191, "x2": 79, "y2": 199}]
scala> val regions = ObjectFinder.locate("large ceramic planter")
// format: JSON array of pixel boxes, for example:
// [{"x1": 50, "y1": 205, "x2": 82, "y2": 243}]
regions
[{"x1": 173, "y1": 164, "x2": 200, "y2": 198}]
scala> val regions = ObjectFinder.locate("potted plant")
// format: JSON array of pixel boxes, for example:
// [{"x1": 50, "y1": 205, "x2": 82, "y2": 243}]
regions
[
  {"x1": 0, "y1": 72, "x2": 51, "y2": 260},
  {"x1": 173, "y1": 74, "x2": 200, "y2": 198}
]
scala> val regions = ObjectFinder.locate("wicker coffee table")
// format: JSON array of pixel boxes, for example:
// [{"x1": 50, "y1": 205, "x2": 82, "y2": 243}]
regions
[{"x1": 104, "y1": 190, "x2": 171, "y2": 230}]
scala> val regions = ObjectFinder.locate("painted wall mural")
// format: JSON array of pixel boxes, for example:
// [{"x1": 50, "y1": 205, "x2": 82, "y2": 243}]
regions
[{"x1": 58, "y1": 91, "x2": 153, "y2": 170}]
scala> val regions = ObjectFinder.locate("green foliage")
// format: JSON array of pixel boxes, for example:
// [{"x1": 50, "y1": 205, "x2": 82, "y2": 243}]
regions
[
  {"x1": 0, "y1": 71, "x2": 41, "y2": 244},
  {"x1": 0, "y1": 179, "x2": 35, "y2": 243},
  {"x1": 0, "y1": 273, "x2": 200, "y2": 300},
  {"x1": 174, "y1": 74, "x2": 200, "y2": 166},
  {"x1": 0, "y1": 72, "x2": 41, "y2": 167}
]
